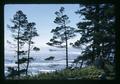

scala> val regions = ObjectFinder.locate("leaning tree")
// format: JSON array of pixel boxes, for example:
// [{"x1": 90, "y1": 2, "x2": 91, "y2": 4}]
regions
[{"x1": 22, "y1": 22, "x2": 39, "y2": 75}]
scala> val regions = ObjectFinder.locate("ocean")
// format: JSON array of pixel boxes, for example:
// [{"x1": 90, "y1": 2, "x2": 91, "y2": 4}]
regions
[{"x1": 5, "y1": 47, "x2": 81, "y2": 76}]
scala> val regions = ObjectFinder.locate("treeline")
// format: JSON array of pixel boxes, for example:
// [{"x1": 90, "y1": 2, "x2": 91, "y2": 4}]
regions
[
  {"x1": 6, "y1": 4, "x2": 115, "y2": 79},
  {"x1": 72, "y1": 4, "x2": 115, "y2": 70}
]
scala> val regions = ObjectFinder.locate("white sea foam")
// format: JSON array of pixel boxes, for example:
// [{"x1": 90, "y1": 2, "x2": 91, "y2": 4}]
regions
[{"x1": 5, "y1": 47, "x2": 82, "y2": 76}]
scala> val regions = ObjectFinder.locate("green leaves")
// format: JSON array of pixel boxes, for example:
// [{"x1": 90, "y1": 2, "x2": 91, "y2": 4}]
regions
[
  {"x1": 7, "y1": 67, "x2": 18, "y2": 77},
  {"x1": 13, "y1": 10, "x2": 28, "y2": 27},
  {"x1": 33, "y1": 47, "x2": 40, "y2": 51},
  {"x1": 19, "y1": 66, "x2": 105, "y2": 80},
  {"x1": 15, "y1": 57, "x2": 28, "y2": 64},
  {"x1": 54, "y1": 7, "x2": 70, "y2": 25},
  {"x1": 7, "y1": 10, "x2": 39, "y2": 78},
  {"x1": 23, "y1": 22, "x2": 39, "y2": 40},
  {"x1": 47, "y1": 7, "x2": 76, "y2": 68},
  {"x1": 73, "y1": 4, "x2": 115, "y2": 70},
  {"x1": 59, "y1": 7, "x2": 64, "y2": 13}
]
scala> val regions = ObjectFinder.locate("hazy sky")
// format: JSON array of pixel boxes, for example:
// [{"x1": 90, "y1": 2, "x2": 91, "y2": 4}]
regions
[{"x1": 4, "y1": 4, "x2": 82, "y2": 51}]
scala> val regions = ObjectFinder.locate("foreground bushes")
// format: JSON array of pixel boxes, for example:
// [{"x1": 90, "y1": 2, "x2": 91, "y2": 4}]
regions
[
  {"x1": 22, "y1": 66, "x2": 106, "y2": 80},
  {"x1": 7, "y1": 65, "x2": 115, "y2": 80}
]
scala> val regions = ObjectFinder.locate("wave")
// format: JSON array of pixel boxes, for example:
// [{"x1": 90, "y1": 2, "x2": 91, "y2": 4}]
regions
[
  {"x1": 5, "y1": 60, "x2": 73, "y2": 67},
  {"x1": 4, "y1": 48, "x2": 81, "y2": 76}
]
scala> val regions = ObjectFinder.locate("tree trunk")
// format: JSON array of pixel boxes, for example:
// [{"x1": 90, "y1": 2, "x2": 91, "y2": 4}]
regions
[
  {"x1": 92, "y1": 4, "x2": 100, "y2": 64},
  {"x1": 92, "y1": 45, "x2": 95, "y2": 64},
  {"x1": 17, "y1": 25, "x2": 20, "y2": 77},
  {"x1": 80, "y1": 60, "x2": 83, "y2": 69},
  {"x1": 26, "y1": 29, "x2": 32, "y2": 75},
  {"x1": 63, "y1": 18, "x2": 69, "y2": 69},
  {"x1": 65, "y1": 27, "x2": 68, "y2": 69},
  {"x1": 26, "y1": 40, "x2": 31, "y2": 75},
  {"x1": 66, "y1": 36, "x2": 68, "y2": 68}
]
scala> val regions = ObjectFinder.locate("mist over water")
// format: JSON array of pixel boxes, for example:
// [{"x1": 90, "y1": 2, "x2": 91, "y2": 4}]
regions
[{"x1": 5, "y1": 47, "x2": 81, "y2": 76}]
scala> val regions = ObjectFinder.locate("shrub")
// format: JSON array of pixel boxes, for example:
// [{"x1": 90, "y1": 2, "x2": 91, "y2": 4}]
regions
[{"x1": 8, "y1": 65, "x2": 114, "y2": 80}]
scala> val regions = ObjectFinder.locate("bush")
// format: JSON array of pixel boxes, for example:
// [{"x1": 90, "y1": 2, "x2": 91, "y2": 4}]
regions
[
  {"x1": 21, "y1": 66, "x2": 105, "y2": 80},
  {"x1": 7, "y1": 65, "x2": 114, "y2": 80}
]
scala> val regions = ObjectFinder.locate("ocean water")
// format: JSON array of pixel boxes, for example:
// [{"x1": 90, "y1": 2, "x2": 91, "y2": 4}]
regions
[{"x1": 5, "y1": 47, "x2": 81, "y2": 76}]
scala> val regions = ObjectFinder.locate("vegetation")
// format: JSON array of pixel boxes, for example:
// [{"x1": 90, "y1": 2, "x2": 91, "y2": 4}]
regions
[
  {"x1": 7, "y1": 10, "x2": 40, "y2": 78},
  {"x1": 7, "y1": 65, "x2": 115, "y2": 80},
  {"x1": 22, "y1": 22, "x2": 39, "y2": 75},
  {"x1": 7, "y1": 10, "x2": 28, "y2": 78},
  {"x1": 46, "y1": 7, "x2": 76, "y2": 68},
  {"x1": 45, "y1": 56, "x2": 55, "y2": 60},
  {"x1": 6, "y1": 4, "x2": 115, "y2": 80},
  {"x1": 72, "y1": 4, "x2": 115, "y2": 70}
]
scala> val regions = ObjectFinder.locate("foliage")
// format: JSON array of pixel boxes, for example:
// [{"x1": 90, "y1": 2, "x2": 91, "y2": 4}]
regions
[
  {"x1": 45, "y1": 56, "x2": 55, "y2": 60},
  {"x1": 46, "y1": 7, "x2": 76, "y2": 68},
  {"x1": 6, "y1": 5, "x2": 115, "y2": 80},
  {"x1": 22, "y1": 22, "x2": 39, "y2": 75},
  {"x1": 33, "y1": 47, "x2": 40, "y2": 51},
  {"x1": 7, "y1": 10, "x2": 28, "y2": 77},
  {"x1": 7, "y1": 10, "x2": 40, "y2": 78},
  {"x1": 72, "y1": 4, "x2": 115, "y2": 69},
  {"x1": 7, "y1": 66, "x2": 113, "y2": 80}
]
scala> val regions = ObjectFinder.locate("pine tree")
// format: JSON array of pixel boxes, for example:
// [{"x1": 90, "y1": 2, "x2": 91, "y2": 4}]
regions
[
  {"x1": 7, "y1": 10, "x2": 28, "y2": 77},
  {"x1": 72, "y1": 4, "x2": 115, "y2": 68},
  {"x1": 98, "y1": 4, "x2": 115, "y2": 64},
  {"x1": 47, "y1": 7, "x2": 76, "y2": 68},
  {"x1": 22, "y1": 22, "x2": 39, "y2": 75},
  {"x1": 73, "y1": 4, "x2": 100, "y2": 66}
]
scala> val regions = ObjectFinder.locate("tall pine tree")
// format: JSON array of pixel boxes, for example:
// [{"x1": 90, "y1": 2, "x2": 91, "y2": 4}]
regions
[
  {"x1": 47, "y1": 7, "x2": 76, "y2": 68},
  {"x1": 7, "y1": 10, "x2": 28, "y2": 77},
  {"x1": 73, "y1": 4, "x2": 115, "y2": 69},
  {"x1": 22, "y1": 22, "x2": 39, "y2": 75},
  {"x1": 7, "y1": 10, "x2": 40, "y2": 78}
]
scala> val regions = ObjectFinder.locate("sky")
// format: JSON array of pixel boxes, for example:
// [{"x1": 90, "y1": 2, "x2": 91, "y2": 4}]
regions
[{"x1": 4, "y1": 4, "x2": 82, "y2": 51}]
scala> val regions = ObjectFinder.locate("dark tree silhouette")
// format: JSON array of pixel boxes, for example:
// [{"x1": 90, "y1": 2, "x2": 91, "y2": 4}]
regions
[
  {"x1": 22, "y1": 22, "x2": 39, "y2": 75},
  {"x1": 7, "y1": 10, "x2": 40, "y2": 78},
  {"x1": 7, "y1": 10, "x2": 28, "y2": 77},
  {"x1": 47, "y1": 7, "x2": 76, "y2": 68},
  {"x1": 72, "y1": 4, "x2": 115, "y2": 69}
]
